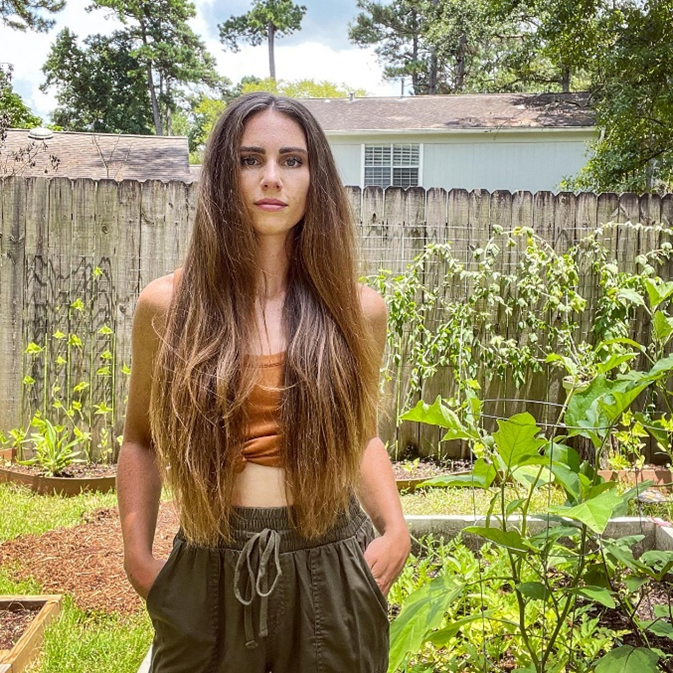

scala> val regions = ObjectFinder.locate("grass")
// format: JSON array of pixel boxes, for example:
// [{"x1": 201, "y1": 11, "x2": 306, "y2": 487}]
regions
[
  {"x1": 1, "y1": 480, "x2": 672, "y2": 672},
  {"x1": 0, "y1": 483, "x2": 117, "y2": 542},
  {"x1": 399, "y1": 484, "x2": 567, "y2": 515}
]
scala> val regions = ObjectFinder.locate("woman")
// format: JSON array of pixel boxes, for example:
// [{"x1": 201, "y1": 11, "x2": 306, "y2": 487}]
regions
[{"x1": 117, "y1": 93, "x2": 410, "y2": 673}]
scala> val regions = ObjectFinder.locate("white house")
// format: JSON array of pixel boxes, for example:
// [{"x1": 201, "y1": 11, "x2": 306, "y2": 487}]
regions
[{"x1": 300, "y1": 92, "x2": 595, "y2": 193}]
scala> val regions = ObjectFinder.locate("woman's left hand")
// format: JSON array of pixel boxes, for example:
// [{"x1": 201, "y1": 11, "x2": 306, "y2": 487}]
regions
[{"x1": 363, "y1": 529, "x2": 411, "y2": 596}]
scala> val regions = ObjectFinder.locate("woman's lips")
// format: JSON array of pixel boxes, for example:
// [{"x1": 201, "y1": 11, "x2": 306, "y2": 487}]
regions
[{"x1": 255, "y1": 199, "x2": 287, "y2": 212}]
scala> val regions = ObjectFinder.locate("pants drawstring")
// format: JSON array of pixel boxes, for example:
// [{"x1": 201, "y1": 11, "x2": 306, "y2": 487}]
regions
[{"x1": 233, "y1": 528, "x2": 282, "y2": 649}]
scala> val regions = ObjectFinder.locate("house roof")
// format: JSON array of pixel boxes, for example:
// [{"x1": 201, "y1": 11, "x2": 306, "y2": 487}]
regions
[
  {"x1": 300, "y1": 92, "x2": 594, "y2": 133},
  {"x1": 2, "y1": 129, "x2": 191, "y2": 181}
]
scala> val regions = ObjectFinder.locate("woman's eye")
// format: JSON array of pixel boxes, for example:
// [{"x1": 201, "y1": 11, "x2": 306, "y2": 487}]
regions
[
  {"x1": 285, "y1": 157, "x2": 303, "y2": 167},
  {"x1": 240, "y1": 155, "x2": 258, "y2": 166}
]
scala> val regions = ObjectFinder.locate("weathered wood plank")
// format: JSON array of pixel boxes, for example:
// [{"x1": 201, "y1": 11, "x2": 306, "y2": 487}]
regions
[
  {"x1": 360, "y1": 186, "x2": 385, "y2": 277},
  {"x1": 113, "y1": 180, "x2": 141, "y2": 450},
  {"x1": 139, "y1": 180, "x2": 168, "y2": 288},
  {"x1": 93, "y1": 179, "x2": 119, "y2": 461},
  {"x1": 0, "y1": 178, "x2": 26, "y2": 436},
  {"x1": 21, "y1": 177, "x2": 49, "y2": 427},
  {"x1": 419, "y1": 188, "x2": 450, "y2": 456},
  {"x1": 46, "y1": 178, "x2": 73, "y2": 433},
  {"x1": 617, "y1": 193, "x2": 640, "y2": 274}
]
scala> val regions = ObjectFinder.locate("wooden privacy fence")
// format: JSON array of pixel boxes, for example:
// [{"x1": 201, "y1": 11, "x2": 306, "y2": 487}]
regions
[{"x1": 1, "y1": 177, "x2": 672, "y2": 458}]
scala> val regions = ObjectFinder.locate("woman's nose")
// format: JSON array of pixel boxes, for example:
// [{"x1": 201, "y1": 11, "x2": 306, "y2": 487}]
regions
[{"x1": 261, "y1": 162, "x2": 281, "y2": 189}]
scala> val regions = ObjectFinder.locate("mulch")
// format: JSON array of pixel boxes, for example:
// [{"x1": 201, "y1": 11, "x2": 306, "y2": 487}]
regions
[
  {"x1": 0, "y1": 503, "x2": 179, "y2": 617},
  {"x1": 0, "y1": 605, "x2": 40, "y2": 650}
]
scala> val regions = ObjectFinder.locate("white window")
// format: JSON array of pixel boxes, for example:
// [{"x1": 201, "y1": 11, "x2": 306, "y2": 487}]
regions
[{"x1": 364, "y1": 144, "x2": 420, "y2": 188}]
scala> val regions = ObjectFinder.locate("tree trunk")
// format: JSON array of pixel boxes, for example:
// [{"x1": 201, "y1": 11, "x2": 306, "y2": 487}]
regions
[
  {"x1": 429, "y1": 51, "x2": 437, "y2": 95},
  {"x1": 166, "y1": 79, "x2": 172, "y2": 135},
  {"x1": 268, "y1": 23, "x2": 276, "y2": 80},
  {"x1": 561, "y1": 66, "x2": 571, "y2": 92},
  {"x1": 411, "y1": 33, "x2": 420, "y2": 94},
  {"x1": 455, "y1": 34, "x2": 467, "y2": 92},
  {"x1": 139, "y1": 23, "x2": 162, "y2": 135},
  {"x1": 147, "y1": 66, "x2": 163, "y2": 135}
]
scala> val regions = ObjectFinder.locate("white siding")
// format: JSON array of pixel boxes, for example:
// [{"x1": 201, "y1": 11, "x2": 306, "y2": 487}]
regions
[
  {"x1": 326, "y1": 131, "x2": 595, "y2": 193},
  {"x1": 423, "y1": 136, "x2": 591, "y2": 192},
  {"x1": 329, "y1": 144, "x2": 361, "y2": 186}
]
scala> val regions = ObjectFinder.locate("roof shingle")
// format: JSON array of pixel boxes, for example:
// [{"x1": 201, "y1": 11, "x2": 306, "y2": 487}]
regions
[
  {"x1": 1, "y1": 129, "x2": 191, "y2": 181},
  {"x1": 300, "y1": 92, "x2": 594, "y2": 132}
]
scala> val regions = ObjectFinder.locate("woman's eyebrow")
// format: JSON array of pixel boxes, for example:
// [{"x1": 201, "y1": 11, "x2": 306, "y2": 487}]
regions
[{"x1": 238, "y1": 146, "x2": 307, "y2": 155}]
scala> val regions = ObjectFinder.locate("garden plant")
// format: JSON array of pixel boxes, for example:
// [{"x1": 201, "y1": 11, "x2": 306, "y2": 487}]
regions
[{"x1": 370, "y1": 220, "x2": 673, "y2": 672}]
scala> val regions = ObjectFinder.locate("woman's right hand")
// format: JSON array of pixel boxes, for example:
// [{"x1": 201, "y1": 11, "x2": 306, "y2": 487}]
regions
[{"x1": 125, "y1": 554, "x2": 166, "y2": 600}]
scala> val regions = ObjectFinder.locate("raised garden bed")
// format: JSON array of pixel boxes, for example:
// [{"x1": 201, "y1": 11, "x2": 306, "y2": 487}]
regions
[
  {"x1": 392, "y1": 459, "x2": 471, "y2": 492},
  {"x1": 0, "y1": 464, "x2": 116, "y2": 496},
  {"x1": 0, "y1": 595, "x2": 62, "y2": 673}
]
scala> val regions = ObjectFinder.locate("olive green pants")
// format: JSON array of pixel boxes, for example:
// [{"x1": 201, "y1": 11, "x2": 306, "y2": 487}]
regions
[{"x1": 146, "y1": 499, "x2": 390, "y2": 672}]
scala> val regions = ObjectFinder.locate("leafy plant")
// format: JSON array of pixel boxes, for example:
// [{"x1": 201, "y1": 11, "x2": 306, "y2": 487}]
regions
[
  {"x1": 17, "y1": 412, "x2": 89, "y2": 477},
  {"x1": 389, "y1": 350, "x2": 673, "y2": 672}
]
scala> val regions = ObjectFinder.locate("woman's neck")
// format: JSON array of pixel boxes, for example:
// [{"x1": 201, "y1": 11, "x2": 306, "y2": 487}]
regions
[{"x1": 256, "y1": 233, "x2": 291, "y2": 299}]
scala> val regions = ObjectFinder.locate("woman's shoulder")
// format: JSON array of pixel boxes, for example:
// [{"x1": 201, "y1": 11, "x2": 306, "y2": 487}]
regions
[
  {"x1": 135, "y1": 267, "x2": 182, "y2": 322},
  {"x1": 358, "y1": 284, "x2": 387, "y2": 343}
]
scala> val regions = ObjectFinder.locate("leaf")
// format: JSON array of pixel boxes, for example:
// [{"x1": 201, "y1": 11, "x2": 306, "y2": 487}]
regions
[
  {"x1": 493, "y1": 413, "x2": 545, "y2": 470},
  {"x1": 420, "y1": 458, "x2": 495, "y2": 489},
  {"x1": 463, "y1": 526, "x2": 528, "y2": 553},
  {"x1": 573, "y1": 585, "x2": 615, "y2": 608},
  {"x1": 645, "y1": 354, "x2": 673, "y2": 380},
  {"x1": 548, "y1": 488, "x2": 623, "y2": 533},
  {"x1": 624, "y1": 576, "x2": 649, "y2": 593},
  {"x1": 426, "y1": 612, "x2": 494, "y2": 646},
  {"x1": 388, "y1": 577, "x2": 463, "y2": 672},
  {"x1": 516, "y1": 582, "x2": 550, "y2": 601},
  {"x1": 643, "y1": 620, "x2": 673, "y2": 640},
  {"x1": 400, "y1": 396, "x2": 474, "y2": 441},
  {"x1": 512, "y1": 464, "x2": 554, "y2": 489},
  {"x1": 645, "y1": 278, "x2": 673, "y2": 310},
  {"x1": 616, "y1": 288, "x2": 645, "y2": 307},
  {"x1": 594, "y1": 645, "x2": 659, "y2": 673},
  {"x1": 653, "y1": 310, "x2": 673, "y2": 343}
]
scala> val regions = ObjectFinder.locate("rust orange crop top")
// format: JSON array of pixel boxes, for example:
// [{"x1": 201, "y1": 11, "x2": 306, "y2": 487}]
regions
[
  {"x1": 172, "y1": 268, "x2": 284, "y2": 473},
  {"x1": 236, "y1": 352, "x2": 284, "y2": 473}
]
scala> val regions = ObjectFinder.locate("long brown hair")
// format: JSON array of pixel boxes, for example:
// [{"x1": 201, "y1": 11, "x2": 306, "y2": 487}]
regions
[{"x1": 149, "y1": 93, "x2": 379, "y2": 544}]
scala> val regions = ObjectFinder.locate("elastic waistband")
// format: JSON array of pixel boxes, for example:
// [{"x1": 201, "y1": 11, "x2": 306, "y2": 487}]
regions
[{"x1": 177, "y1": 496, "x2": 367, "y2": 553}]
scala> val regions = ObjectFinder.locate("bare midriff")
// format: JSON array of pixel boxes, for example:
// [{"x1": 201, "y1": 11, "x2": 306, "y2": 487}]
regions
[{"x1": 232, "y1": 462, "x2": 291, "y2": 507}]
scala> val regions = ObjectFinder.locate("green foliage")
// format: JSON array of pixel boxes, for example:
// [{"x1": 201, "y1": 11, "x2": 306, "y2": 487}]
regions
[
  {"x1": 0, "y1": 87, "x2": 41, "y2": 129},
  {"x1": 1, "y1": 0, "x2": 64, "y2": 32},
  {"x1": 16, "y1": 412, "x2": 89, "y2": 477},
  {"x1": 372, "y1": 221, "x2": 673, "y2": 462},
  {"x1": 86, "y1": 0, "x2": 222, "y2": 136},
  {"x1": 6, "y1": 294, "x2": 120, "y2": 465},
  {"x1": 561, "y1": 0, "x2": 673, "y2": 192},
  {"x1": 219, "y1": 0, "x2": 306, "y2": 80},
  {"x1": 385, "y1": 228, "x2": 673, "y2": 669},
  {"x1": 390, "y1": 383, "x2": 673, "y2": 670},
  {"x1": 41, "y1": 29, "x2": 154, "y2": 134},
  {"x1": 241, "y1": 77, "x2": 368, "y2": 99}
]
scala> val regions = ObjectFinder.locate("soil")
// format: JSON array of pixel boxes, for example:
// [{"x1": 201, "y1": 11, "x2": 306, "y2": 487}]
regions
[
  {"x1": 0, "y1": 604, "x2": 40, "y2": 650},
  {"x1": 3, "y1": 463, "x2": 117, "y2": 478},
  {"x1": 0, "y1": 503, "x2": 179, "y2": 618},
  {"x1": 391, "y1": 458, "x2": 471, "y2": 481}
]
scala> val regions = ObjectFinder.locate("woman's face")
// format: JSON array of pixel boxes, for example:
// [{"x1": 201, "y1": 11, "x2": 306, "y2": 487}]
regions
[{"x1": 238, "y1": 109, "x2": 310, "y2": 239}]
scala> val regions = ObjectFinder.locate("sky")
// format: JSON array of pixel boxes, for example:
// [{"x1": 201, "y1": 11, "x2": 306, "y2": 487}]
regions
[{"x1": 0, "y1": 0, "x2": 399, "y2": 124}]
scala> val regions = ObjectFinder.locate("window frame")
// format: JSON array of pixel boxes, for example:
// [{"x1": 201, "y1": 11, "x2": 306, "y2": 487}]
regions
[{"x1": 361, "y1": 142, "x2": 423, "y2": 189}]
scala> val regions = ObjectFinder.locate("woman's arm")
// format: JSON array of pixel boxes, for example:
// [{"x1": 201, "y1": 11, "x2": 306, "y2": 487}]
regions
[
  {"x1": 117, "y1": 276, "x2": 171, "y2": 599},
  {"x1": 357, "y1": 286, "x2": 411, "y2": 595}
]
